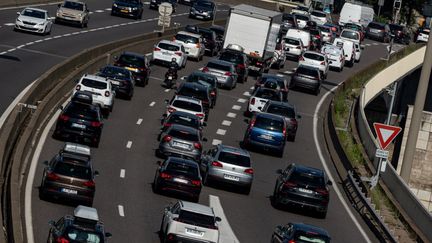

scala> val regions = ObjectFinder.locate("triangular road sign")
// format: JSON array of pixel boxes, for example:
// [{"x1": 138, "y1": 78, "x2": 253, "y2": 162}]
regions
[{"x1": 373, "y1": 123, "x2": 402, "y2": 150}]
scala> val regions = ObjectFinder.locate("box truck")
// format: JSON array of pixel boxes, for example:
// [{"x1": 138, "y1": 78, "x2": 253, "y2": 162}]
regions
[
  {"x1": 338, "y1": 2, "x2": 374, "y2": 28},
  {"x1": 223, "y1": 4, "x2": 283, "y2": 75}
]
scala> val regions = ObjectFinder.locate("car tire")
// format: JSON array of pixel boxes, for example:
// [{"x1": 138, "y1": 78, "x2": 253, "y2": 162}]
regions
[
  {"x1": 243, "y1": 185, "x2": 251, "y2": 195},
  {"x1": 191, "y1": 194, "x2": 200, "y2": 203},
  {"x1": 152, "y1": 180, "x2": 160, "y2": 193},
  {"x1": 159, "y1": 217, "x2": 165, "y2": 237},
  {"x1": 314, "y1": 86, "x2": 320, "y2": 96},
  {"x1": 39, "y1": 186, "x2": 48, "y2": 201}
]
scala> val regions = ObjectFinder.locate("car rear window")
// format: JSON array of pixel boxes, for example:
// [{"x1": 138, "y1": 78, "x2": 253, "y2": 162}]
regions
[
  {"x1": 206, "y1": 62, "x2": 231, "y2": 71},
  {"x1": 297, "y1": 66, "x2": 319, "y2": 77},
  {"x1": 64, "y1": 103, "x2": 99, "y2": 120},
  {"x1": 218, "y1": 151, "x2": 250, "y2": 167},
  {"x1": 368, "y1": 22, "x2": 384, "y2": 29},
  {"x1": 219, "y1": 52, "x2": 243, "y2": 64},
  {"x1": 175, "y1": 34, "x2": 199, "y2": 44},
  {"x1": 341, "y1": 30, "x2": 359, "y2": 40},
  {"x1": 65, "y1": 227, "x2": 102, "y2": 243},
  {"x1": 254, "y1": 116, "x2": 284, "y2": 132},
  {"x1": 178, "y1": 86, "x2": 208, "y2": 101},
  {"x1": 255, "y1": 89, "x2": 280, "y2": 101},
  {"x1": 294, "y1": 231, "x2": 330, "y2": 243},
  {"x1": 179, "y1": 210, "x2": 215, "y2": 229},
  {"x1": 295, "y1": 14, "x2": 309, "y2": 21},
  {"x1": 172, "y1": 100, "x2": 202, "y2": 112},
  {"x1": 158, "y1": 43, "x2": 180, "y2": 52},
  {"x1": 284, "y1": 38, "x2": 300, "y2": 45},
  {"x1": 53, "y1": 162, "x2": 92, "y2": 180},
  {"x1": 266, "y1": 105, "x2": 295, "y2": 118},
  {"x1": 311, "y1": 11, "x2": 326, "y2": 17},
  {"x1": 166, "y1": 161, "x2": 199, "y2": 178},
  {"x1": 290, "y1": 170, "x2": 325, "y2": 187},
  {"x1": 168, "y1": 114, "x2": 200, "y2": 128},
  {"x1": 81, "y1": 78, "x2": 107, "y2": 90},
  {"x1": 168, "y1": 129, "x2": 199, "y2": 141},
  {"x1": 119, "y1": 54, "x2": 145, "y2": 67},
  {"x1": 304, "y1": 53, "x2": 325, "y2": 61}
]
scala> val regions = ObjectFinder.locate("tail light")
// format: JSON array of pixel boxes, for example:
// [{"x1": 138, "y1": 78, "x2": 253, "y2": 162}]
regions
[
  {"x1": 104, "y1": 91, "x2": 110, "y2": 97},
  {"x1": 163, "y1": 123, "x2": 172, "y2": 128},
  {"x1": 163, "y1": 135, "x2": 172, "y2": 142},
  {"x1": 91, "y1": 121, "x2": 102, "y2": 127},
  {"x1": 315, "y1": 35, "x2": 321, "y2": 39},
  {"x1": 196, "y1": 113, "x2": 204, "y2": 118},
  {"x1": 288, "y1": 240, "x2": 295, "y2": 243},
  {"x1": 299, "y1": 56, "x2": 304, "y2": 61},
  {"x1": 256, "y1": 61, "x2": 263, "y2": 67},
  {"x1": 194, "y1": 142, "x2": 202, "y2": 150},
  {"x1": 46, "y1": 172, "x2": 60, "y2": 181},
  {"x1": 320, "y1": 61, "x2": 325, "y2": 65},
  {"x1": 202, "y1": 67, "x2": 209, "y2": 72},
  {"x1": 250, "y1": 98, "x2": 255, "y2": 105},
  {"x1": 224, "y1": 71, "x2": 232, "y2": 76},
  {"x1": 283, "y1": 181, "x2": 297, "y2": 189},
  {"x1": 83, "y1": 180, "x2": 95, "y2": 188},
  {"x1": 59, "y1": 114, "x2": 69, "y2": 122},
  {"x1": 282, "y1": 127, "x2": 286, "y2": 137},
  {"x1": 175, "y1": 52, "x2": 182, "y2": 56},
  {"x1": 191, "y1": 180, "x2": 201, "y2": 186},
  {"x1": 160, "y1": 172, "x2": 172, "y2": 179},
  {"x1": 75, "y1": 84, "x2": 81, "y2": 91},
  {"x1": 237, "y1": 64, "x2": 245, "y2": 69},
  {"x1": 211, "y1": 161, "x2": 223, "y2": 167},
  {"x1": 56, "y1": 237, "x2": 70, "y2": 243},
  {"x1": 154, "y1": 47, "x2": 161, "y2": 51},
  {"x1": 168, "y1": 107, "x2": 176, "y2": 113},
  {"x1": 210, "y1": 91, "x2": 216, "y2": 96},
  {"x1": 244, "y1": 168, "x2": 254, "y2": 174},
  {"x1": 316, "y1": 188, "x2": 329, "y2": 196}
]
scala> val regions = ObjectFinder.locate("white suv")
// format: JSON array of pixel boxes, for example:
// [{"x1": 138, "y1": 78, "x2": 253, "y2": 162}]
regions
[
  {"x1": 73, "y1": 74, "x2": 115, "y2": 117},
  {"x1": 165, "y1": 95, "x2": 205, "y2": 124},
  {"x1": 160, "y1": 200, "x2": 221, "y2": 243},
  {"x1": 299, "y1": 51, "x2": 329, "y2": 79},
  {"x1": 153, "y1": 40, "x2": 187, "y2": 68},
  {"x1": 174, "y1": 31, "x2": 205, "y2": 61}
]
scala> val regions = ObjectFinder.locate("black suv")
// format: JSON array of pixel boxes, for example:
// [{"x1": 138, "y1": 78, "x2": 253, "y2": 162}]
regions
[
  {"x1": 47, "y1": 206, "x2": 111, "y2": 243},
  {"x1": 176, "y1": 82, "x2": 212, "y2": 120},
  {"x1": 271, "y1": 222, "x2": 331, "y2": 243},
  {"x1": 39, "y1": 144, "x2": 99, "y2": 206},
  {"x1": 184, "y1": 71, "x2": 218, "y2": 106},
  {"x1": 53, "y1": 91, "x2": 104, "y2": 147},
  {"x1": 198, "y1": 28, "x2": 220, "y2": 56},
  {"x1": 111, "y1": 0, "x2": 143, "y2": 19},
  {"x1": 218, "y1": 49, "x2": 249, "y2": 83},
  {"x1": 114, "y1": 51, "x2": 150, "y2": 86},
  {"x1": 97, "y1": 65, "x2": 135, "y2": 100},
  {"x1": 272, "y1": 163, "x2": 332, "y2": 218}
]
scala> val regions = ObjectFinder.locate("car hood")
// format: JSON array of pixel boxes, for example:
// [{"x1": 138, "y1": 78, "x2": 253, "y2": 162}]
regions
[
  {"x1": 58, "y1": 7, "x2": 83, "y2": 16},
  {"x1": 17, "y1": 15, "x2": 46, "y2": 24}
]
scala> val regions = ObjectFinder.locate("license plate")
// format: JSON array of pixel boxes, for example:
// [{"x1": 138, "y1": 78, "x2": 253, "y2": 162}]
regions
[
  {"x1": 173, "y1": 178, "x2": 189, "y2": 184},
  {"x1": 120, "y1": 9, "x2": 129, "y2": 13},
  {"x1": 185, "y1": 228, "x2": 204, "y2": 237},
  {"x1": 173, "y1": 142, "x2": 190, "y2": 149},
  {"x1": 223, "y1": 174, "x2": 240, "y2": 181},
  {"x1": 61, "y1": 188, "x2": 77, "y2": 194},
  {"x1": 72, "y1": 123, "x2": 86, "y2": 129},
  {"x1": 299, "y1": 188, "x2": 313, "y2": 194},
  {"x1": 111, "y1": 80, "x2": 120, "y2": 85},
  {"x1": 259, "y1": 134, "x2": 273, "y2": 140}
]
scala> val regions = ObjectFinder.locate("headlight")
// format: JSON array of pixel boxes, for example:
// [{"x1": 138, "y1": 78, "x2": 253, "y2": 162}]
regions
[
  {"x1": 191, "y1": 7, "x2": 196, "y2": 12},
  {"x1": 113, "y1": 3, "x2": 118, "y2": 7},
  {"x1": 132, "y1": 7, "x2": 137, "y2": 10}
]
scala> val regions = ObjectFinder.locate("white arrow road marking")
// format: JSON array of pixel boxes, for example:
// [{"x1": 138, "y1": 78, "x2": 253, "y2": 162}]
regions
[{"x1": 209, "y1": 195, "x2": 240, "y2": 243}]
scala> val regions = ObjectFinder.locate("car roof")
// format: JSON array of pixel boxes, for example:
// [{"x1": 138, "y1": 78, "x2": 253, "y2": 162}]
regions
[
  {"x1": 179, "y1": 201, "x2": 215, "y2": 216},
  {"x1": 180, "y1": 82, "x2": 208, "y2": 91},
  {"x1": 255, "y1": 112, "x2": 285, "y2": 121},
  {"x1": 121, "y1": 51, "x2": 145, "y2": 58},
  {"x1": 63, "y1": 142, "x2": 91, "y2": 157},
  {"x1": 168, "y1": 157, "x2": 199, "y2": 167},
  {"x1": 177, "y1": 31, "x2": 202, "y2": 38},
  {"x1": 174, "y1": 95, "x2": 202, "y2": 105},
  {"x1": 207, "y1": 59, "x2": 234, "y2": 67},
  {"x1": 218, "y1": 144, "x2": 250, "y2": 157},
  {"x1": 293, "y1": 164, "x2": 325, "y2": 176},
  {"x1": 74, "y1": 206, "x2": 99, "y2": 221},
  {"x1": 159, "y1": 39, "x2": 182, "y2": 47},
  {"x1": 170, "y1": 124, "x2": 199, "y2": 133},
  {"x1": 266, "y1": 100, "x2": 295, "y2": 110},
  {"x1": 292, "y1": 222, "x2": 330, "y2": 237},
  {"x1": 81, "y1": 74, "x2": 109, "y2": 83}
]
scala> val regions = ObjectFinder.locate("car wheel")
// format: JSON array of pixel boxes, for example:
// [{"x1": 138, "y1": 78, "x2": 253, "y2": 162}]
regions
[
  {"x1": 243, "y1": 185, "x2": 251, "y2": 195},
  {"x1": 153, "y1": 178, "x2": 160, "y2": 193},
  {"x1": 271, "y1": 188, "x2": 281, "y2": 209},
  {"x1": 191, "y1": 194, "x2": 200, "y2": 203}
]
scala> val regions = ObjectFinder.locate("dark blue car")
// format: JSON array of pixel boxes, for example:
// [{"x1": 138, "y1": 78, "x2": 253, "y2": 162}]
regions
[
  {"x1": 242, "y1": 112, "x2": 287, "y2": 157},
  {"x1": 111, "y1": 0, "x2": 144, "y2": 19}
]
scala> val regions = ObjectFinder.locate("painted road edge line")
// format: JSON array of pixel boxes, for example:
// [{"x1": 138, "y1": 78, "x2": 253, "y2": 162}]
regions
[
  {"x1": 313, "y1": 85, "x2": 372, "y2": 243},
  {"x1": 118, "y1": 205, "x2": 125, "y2": 217},
  {"x1": 209, "y1": 195, "x2": 239, "y2": 243}
]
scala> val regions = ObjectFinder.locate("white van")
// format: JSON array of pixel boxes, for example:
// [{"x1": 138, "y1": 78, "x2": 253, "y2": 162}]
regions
[
  {"x1": 286, "y1": 28, "x2": 311, "y2": 51},
  {"x1": 333, "y1": 38, "x2": 355, "y2": 67},
  {"x1": 338, "y1": 2, "x2": 374, "y2": 28}
]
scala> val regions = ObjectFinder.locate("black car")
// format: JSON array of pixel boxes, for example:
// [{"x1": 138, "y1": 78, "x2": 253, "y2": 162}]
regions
[
  {"x1": 111, "y1": 0, "x2": 143, "y2": 19},
  {"x1": 209, "y1": 25, "x2": 225, "y2": 41},
  {"x1": 254, "y1": 74, "x2": 289, "y2": 101},
  {"x1": 262, "y1": 101, "x2": 300, "y2": 141},
  {"x1": 189, "y1": 0, "x2": 215, "y2": 20},
  {"x1": 389, "y1": 23, "x2": 411, "y2": 44},
  {"x1": 48, "y1": 206, "x2": 111, "y2": 243},
  {"x1": 184, "y1": 71, "x2": 218, "y2": 106},
  {"x1": 159, "y1": 111, "x2": 203, "y2": 139},
  {"x1": 53, "y1": 91, "x2": 104, "y2": 147},
  {"x1": 114, "y1": 51, "x2": 150, "y2": 86},
  {"x1": 271, "y1": 222, "x2": 331, "y2": 243},
  {"x1": 39, "y1": 145, "x2": 99, "y2": 206},
  {"x1": 97, "y1": 65, "x2": 135, "y2": 100},
  {"x1": 272, "y1": 163, "x2": 332, "y2": 218},
  {"x1": 149, "y1": 0, "x2": 177, "y2": 12},
  {"x1": 176, "y1": 82, "x2": 213, "y2": 120},
  {"x1": 219, "y1": 48, "x2": 249, "y2": 83},
  {"x1": 153, "y1": 157, "x2": 202, "y2": 202}
]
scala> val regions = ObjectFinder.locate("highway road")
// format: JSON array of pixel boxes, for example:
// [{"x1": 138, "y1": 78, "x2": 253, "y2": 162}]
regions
[{"x1": 0, "y1": 1, "x2": 407, "y2": 242}]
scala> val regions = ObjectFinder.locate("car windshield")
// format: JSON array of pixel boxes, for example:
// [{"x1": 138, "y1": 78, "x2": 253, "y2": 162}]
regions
[
  {"x1": 65, "y1": 103, "x2": 99, "y2": 120},
  {"x1": 178, "y1": 210, "x2": 215, "y2": 229},
  {"x1": 297, "y1": 66, "x2": 319, "y2": 77},
  {"x1": 294, "y1": 231, "x2": 330, "y2": 243},
  {"x1": 168, "y1": 129, "x2": 199, "y2": 141},
  {"x1": 63, "y1": 1, "x2": 84, "y2": 11},
  {"x1": 22, "y1": 9, "x2": 45, "y2": 19},
  {"x1": 53, "y1": 162, "x2": 92, "y2": 180},
  {"x1": 295, "y1": 14, "x2": 309, "y2": 21},
  {"x1": 341, "y1": 31, "x2": 359, "y2": 40},
  {"x1": 175, "y1": 34, "x2": 199, "y2": 44},
  {"x1": 304, "y1": 53, "x2": 325, "y2": 61},
  {"x1": 187, "y1": 74, "x2": 216, "y2": 87},
  {"x1": 312, "y1": 11, "x2": 326, "y2": 17},
  {"x1": 178, "y1": 86, "x2": 208, "y2": 101},
  {"x1": 368, "y1": 22, "x2": 384, "y2": 29},
  {"x1": 172, "y1": 100, "x2": 202, "y2": 112},
  {"x1": 81, "y1": 78, "x2": 107, "y2": 90},
  {"x1": 290, "y1": 170, "x2": 325, "y2": 187},
  {"x1": 158, "y1": 43, "x2": 180, "y2": 52},
  {"x1": 118, "y1": 54, "x2": 144, "y2": 67},
  {"x1": 100, "y1": 67, "x2": 130, "y2": 79},
  {"x1": 64, "y1": 226, "x2": 102, "y2": 243},
  {"x1": 218, "y1": 151, "x2": 250, "y2": 167},
  {"x1": 284, "y1": 38, "x2": 301, "y2": 45},
  {"x1": 255, "y1": 89, "x2": 280, "y2": 101},
  {"x1": 168, "y1": 114, "x2": 200, "y2": 128},
  {"x1": 254, "y1": 116, "x2": 284, "y2": 132},
  {"x1": 266, "y1": 105, "x2": 295, "y2": 118},
  {"x1": 195, "y1": 1, "x2": 214, "y2": 9},
  {"x1": 206, "y1": 62, "x2": 231, "y2": 71},
  {"x1": 166, "y1": 161, "x2": 199, "y2": 178}
]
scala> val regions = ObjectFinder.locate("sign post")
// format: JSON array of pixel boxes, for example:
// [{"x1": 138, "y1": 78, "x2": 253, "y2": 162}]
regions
[
  {"x1": 158, "y1": 3, "x2": 173, "y2": 33},
  {"x1": 378, "y1": 0, "x2": 384, "y2": 17}
]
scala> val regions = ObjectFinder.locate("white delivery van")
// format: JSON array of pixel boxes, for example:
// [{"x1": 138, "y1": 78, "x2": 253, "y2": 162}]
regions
[
  {"x1": 333, "y1": 37, "x2": 355, "y2": 67},
  {"x1": 286, "y1": 28, "x2": 311, "y2": 51},
  {"x1": 338, "y1": 2, "x2": 374, "y2": 28}
]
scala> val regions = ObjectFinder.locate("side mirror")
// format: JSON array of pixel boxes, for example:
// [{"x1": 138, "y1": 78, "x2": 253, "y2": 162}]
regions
[
  {"x1": 327, "y1": 180, "x2": 333, "y2": 186},
  {"x1": 181, "y1": 76, "x2": 187, "y2": 80},
  {"x1": 48, "y1": 220, "x2": 55, "y2": 227},
  {"x1": 94, "y1": 171, "x2": 100, "y2": 176},
  {"x1": 43, "y1": 160, "x2": 49, "y2": 165},
  {"x1": 105, "y1": 232, "x2": 112, "y2": 238},
  {"x1": 215, "y1": 216, "x2": 222, "y2": 222},
  {"x1": 276, "y1": 169, "x2": 283, "y2": 174},
  {"x1": 203, "y1": 137, "x2": 208, "y2": 142},
  {"x1": 17, "y1": 11, "x2": 20, "y2": 15}
]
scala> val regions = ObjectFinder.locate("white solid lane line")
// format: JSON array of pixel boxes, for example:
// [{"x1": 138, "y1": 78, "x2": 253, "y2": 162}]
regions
[
  {"x1": 209, "y1": 195, "x2": 240, "y2": 243},
  {"x1": 126, "y1": 141, "x2": 133, "y2": 149},
  {"x1": 212, "y1": 139, "x2": 222, "y2": 145},
  {"x1": 137, "y1": 118, "x2": 143, "y2": 125},
  {"x1": 313, "y1": 85, "x2": 372, "y2": 242},
  {"x1": 120, "y1": 169, "x2": 126, "y2": 178},
  {"x1": 118, "y1": 205, "x2": 125, "y2": 217}
]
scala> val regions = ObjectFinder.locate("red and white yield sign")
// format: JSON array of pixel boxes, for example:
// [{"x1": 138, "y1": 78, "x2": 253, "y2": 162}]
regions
[{"x1": 373, "y1": 123, "x2": 402, "y2": 150}]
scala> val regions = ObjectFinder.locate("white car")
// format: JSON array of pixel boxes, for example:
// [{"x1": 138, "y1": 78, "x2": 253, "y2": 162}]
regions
[
  {"x1": 310, "y1": 10, "x2": 331, "y2": 25},
  {"x1": 354, "y1": 42, "x2": 361, "y2": 62},
  {"x1": 247, "y1": 87, "x2": 283, "y2": 115},
  {"x1": 73, "y1": 74, "x2": 115, "y2": 116},
  {"x1": 318, "y1": 25, "x2": 334, "y2": 43},
  {"x1": 416, "y1": 28, "x2": 430, "y2": 43},
  {"x1": 153, "y1": 40, "x2": 187, "y2": 68},
  {"x1": 284, "y1": 36, "x2": 304, "y2": 60},
  {"x1": 299, "y1": 51, "x2": 329, "y2": 79},
  {"x1": 14, "y1": 7, "x2": 52, "y2": 35},
  {"x1": 165, "y1": 95, "x2": 205, "y2": 124},
  {"x1": 285, "y1": 28, "x2": 311, "y2": 51},
  {"x1": 174, "y1": 31, "x2": 205, "y2": 61},
  {"x1": 294, "y1": 13, "x2": 310, "y2": 29},
  {"x1": 160, "y1": 201, "x2": 221, "y2": 243},
  {"x1": 321, "y1": 44, "x2": 345, "y2": 72}
]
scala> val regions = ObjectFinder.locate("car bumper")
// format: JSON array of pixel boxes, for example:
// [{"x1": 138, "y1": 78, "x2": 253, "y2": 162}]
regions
[
  {"x1": 207, "y1": 169, "x2": 253, "y2": 187},
  {"x1": 185, "y1": 48, "x2": 200, "y2": 58},
  {"x1": 190, "y1": 12, "x2": 212, "y2": 20},
  {"x1": 328, "y1": 59, "x2": 343, "y2": 69},
  {"x1": 55, "y1": 16, "x2": 82, "y2": 25},
  {"x1": 216, "y1": 76, "x2": 233, "y2": 88},
  {"x1": 244, "y1": 136, "x2": 284, "y2": 151},
  {"x1": 157, "y1": 179, "x2": 201, "y2": 197},
  {"x1": 41, "y1": 183, "x2": 94, "y2": 203},
  {"x1": 367, "y1": 32, "x2": 385, "y2": 40},
  {"x1": 54, "y1": 125, "x2": 100, "y2": 144},
  {"x1": 14, "y1": 23, "x2": 45, "y2": 33}
]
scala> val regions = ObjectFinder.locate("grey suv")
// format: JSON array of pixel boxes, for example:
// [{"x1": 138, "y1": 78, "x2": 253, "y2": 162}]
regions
[{"x1": 200, "y1": 144, "x2": 253, "y2": 194}]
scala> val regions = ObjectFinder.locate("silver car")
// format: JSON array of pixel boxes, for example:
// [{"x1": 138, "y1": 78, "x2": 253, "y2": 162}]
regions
[
  {"x1": 157, "y1": 124, "x2": 206, "y2": 161},
  {"x1": 202, "y1": 59, "x2": 238, "y2": 90},
  {"x1": 200, "y1": 144, "x2": 253, "y2": 194}
]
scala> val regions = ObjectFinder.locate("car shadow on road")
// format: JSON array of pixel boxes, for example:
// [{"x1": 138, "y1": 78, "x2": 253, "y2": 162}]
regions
[{"x1": 0, "y1": 54, "x2": 20, "y2": 62}]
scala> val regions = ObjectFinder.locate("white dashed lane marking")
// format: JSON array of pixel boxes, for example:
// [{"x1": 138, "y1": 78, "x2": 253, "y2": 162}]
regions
[
  {"x1": 232, "y1": 105, "x2": 241, "y2": 111},
  {"x1": 250, "y1": 86, "x2": 254, "y2": 90},
  {"x1": 118, "y1": 205, "x2": 125, "y2": 217},
  {"x1": 136, "y1": 118, "x2": 143, "y2": 125},
  {"x1": 227, "y1": 112, "x2": 237, "y2": 118},
  {"x1": 164, "y1": 89, "x2": 170, "y2": 92},
  {"x1": 105, "y1": 8, "x2": 112, "y2": 11},
  {"x1": 149, "y1": 101, "x2": 155, "y2": 107},
  {"x1": 126, "y1": 141, "x2": 133, "y2": 149},
  {"x1": 237, "y1": 98, "x2": 247, "y2": 103},
  {"x1": 216, "y1": 129, "x2": 226, "y2": 135},
  {"x1": 243, "y1": 91, "x2": 251, "y2": 96},
  {"x1": 222, "y1": 120, "x2": 232, "y2": 126},
  {"x1": 95, "y1": 10, "x2": 104, "y2": 13},
  {"x1": 120, "y1": 169, "x2": 126, "y2": 178},
  {"x1": 4, "y1": 23, "x2": 14, "y2": 26},
  {"x1": 212, "y1": 139, "x2": 222, "y2": 145}
]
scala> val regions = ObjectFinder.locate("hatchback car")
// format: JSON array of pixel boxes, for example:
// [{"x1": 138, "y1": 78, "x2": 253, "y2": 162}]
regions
[
  {"x1": 283, "y1": 36, "x2": 304, "y2": 60},
  {"x1": 290, "y1": 65, "x2": 322, "y2": 95},
  {"x1": 340, "y1": 28, "x2": 361, "y2": 44},
  {"x1": 246, "y1": 87, "x2": 283, "y2": 116},
  {"x1": 53, "y1": 91, "x2": 104, "y2": 147},
  {"x1": 39, "y1": 144, "x2": 99, "y2": 206},
  {"x1": 318, "y1": 25, "x2": 334, "y2": 43},
  {"x1": 321, "y1": 44, "x2": 345, "y2": 72},
  {"x1": 160, "y1": 200, "x2": 221, "y2": 243},
  {"x1": 271, "y1": 222, "x2": 331, "y2": 243},
  {"x1": 153, "y1": 157, "x2": 202, "y2": 202},
  {"x1": 160, "y1": 111, "x2": 203, "y2": 140},
  {"x1": 272, "y1": 163, "x2": 332, "y2": 218},
  {"x1": 165, "y1": 95, "x2": 206, "y2": 124},
  {"x1": 97, "y1": 65, "x2": 135, "y2": 100},
  {"x1": 111, "y1": 0, "x2": 143, "y2": 19},
  {"x1": 299, "y1": 51, "x2": 329, "y2": 79},
  {"x1": 184, "y1": 71, "x2": 218, "y2": 106},
  {"x1": 174, "y1": 31, "x2": 205, "y2": 61},
  {"x1": 366, "y1": 21, "x2": 390, "y2": 42},
  {"x1": 262, "y1": 101, "x2": 300, "y2": 141},
  {"x1": 152, "y1": 40, "x2": 187, "y2": 68},
  {"x1": 243, "y1": 112, "x2": 287, "y2": 157},
  {"x1": 255, "y1": 74, "x2": 289, "y2": 101},
  {"x1": 310, "y1": 10, "x2": 330, "y2": 25},
  {"x1": 176, "y1": 82, "x2": 213, "y2": 120},
  {"x1": 55, "y1": 0, "x2": 89, "y2": 28},
  {"x1": 48, "y1": 206, "x2": 111, "y2": 243},
  {"x1": 202, "y1": 59, "x2": 238, "y2": 89},
  {"x1": 219, "y1": 47, "x2": 249, "y2": 83},
  {"x1": 343, "y1": 22, "x2": 365, "y2": 41},
  {"x1": 14, "y1": 7, "x2": 52, "y2": 35},
  {"x1": 157, "y1": 124, "x2": 206, "y2": 161},
  {"x1": 114, "y1": 51, "x2": 150, "y2": 86},
  {"x1": 189, "y1": 0, "x2": 215, "y2": 20},
  {"x1": 200, "y1": 144, "x2": 253, "y2": 194},
  {"x1": 389, "y1": 23, "x2": 411, "y2": 44}
]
